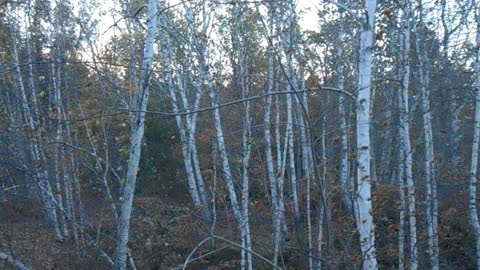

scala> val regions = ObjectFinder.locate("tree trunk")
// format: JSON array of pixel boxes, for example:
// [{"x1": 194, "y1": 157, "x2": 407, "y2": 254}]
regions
[
  {"x1": 337, "y1": 19, "x2": 352, "y2": 213},
  {"x1": 415, "y1": 1, "x2": 439, "y2": 267},
  {"x1": 162, "y1": 33, "x2": 203, "y2": 210},
  {"x1": 399, "y1": 3, "x2": 418, "y2": 269},
  {"x1": 13, "y1": 40, "x2": 63, "y2": 241},
  {"x1": 265, "y1": 4, "x2": 281, "y2": 265},
  {"x1": 114, "y1": 0, "x2": 159, "y2": 268},
  {"x1": 469, "y1": 2, "x2": 480, "y2": 268},
  {"x1": 354, "y1": 0, "x2": 378, "y2": 268},
  {"x1": 398, "y1": 154, "x2": 406, "y2": 270}
]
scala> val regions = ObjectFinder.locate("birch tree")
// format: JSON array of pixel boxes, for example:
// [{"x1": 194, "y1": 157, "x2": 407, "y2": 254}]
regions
[
  {"x1": 264, "y1": 2, "x2": 282, "y2": 266},
  {"x1": 336, "y1": 11, "x2": 352, "y2": 213},
  {"x1": 415, "y1": 0, "x2": 439, "y2": 267},
  {"x1": 161, "y1": 22, "x2": 206, "y2": 215},
  {"x1": 280, "y1": 0, "x2": 301, "y2": 221},
  {"x1": 11, "y1": 25, "x2": 64, "y2": 241},
  {"x1": 399, "y1": 2, "x2": 418, "y2": 268},
  {"x1": 354, "y1": 0, "x2": 378, "y2": 268},
  {"x1": 469, "y1": 1, "x2": 480, "y2": 267},
  {"x1": 114, "y1": 0, "x2": 159, "y2": 268}
]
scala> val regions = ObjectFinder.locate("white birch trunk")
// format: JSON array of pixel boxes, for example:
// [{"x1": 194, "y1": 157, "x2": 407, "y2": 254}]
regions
[
  {"x1": 179, "y1": 76, "x2": 209, "y2": 208},
  {"x1": 265, "y1": 5, "x2": 280, "y2": 265},
  {"x1": 275, "y1": 95, "x2": 283, "y2": 175},
  {"x1": 297, "y1": 63, "x2": 314, "y2": 270},
  {"x1": 207, "y1": 80, "x2": 242, "y2": 223},
  {"x1": 316, "y1": 203, "x2": 324, "y2": 270},
  {"x1": 354, "y1": 0, "x2": 378, "y2": 268},
  {"x1": 13, "y1": 41, "x2": 63, "y2": 241},
  {"x1": 469, "y1": 2, "x2": 480, "y2": 268},
  {"x1": 414, "y1": 3, "x2": 439, "y2": 267},
  {"x1": 51, "y1": 61, "x2": 69, "y2": 238},
  {"x1": 398, "y1": 155, "x2": 406, "y2": 270},
  {"x1": 285, "y1": 67, "x2": 300, "y2": 221},
  {"x1": 337, "y1": 21, "x2": 352, "y2": 212},
  {"x1": 399, "y1": 4, "x2": 418, "y2": 269},
  {"x1": 274, "y1": 76, "x2": 289, "y2": 243},
  {"x1": 162, "y1": 33, "x2": 203, "y2": 209},
  {"x1": 114, "y1": 0, "x2": 159, "y2": 268},
  {"x1": 240, "y1": 65, "x2": 253, "y2": 270}
]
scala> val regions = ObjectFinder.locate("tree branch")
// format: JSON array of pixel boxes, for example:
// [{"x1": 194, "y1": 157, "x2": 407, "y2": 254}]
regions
[
  {"x1": 106, "y1": 87, "x2": 356, "y2": 117},
  {"x1": 324, "y1": 0, "x2": 360, "y2": 21},
  {"x1": 210, "y1": 234, "x2": 282, "y2": 270},
  {"x1": 0, "y1": 251, "x2": 31, "y2": 270}
]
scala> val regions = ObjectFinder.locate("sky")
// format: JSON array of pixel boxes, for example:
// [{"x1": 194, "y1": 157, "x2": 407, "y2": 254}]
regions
[{"x1": 90, "y1": 0, "x2": 321, "y2": 42}]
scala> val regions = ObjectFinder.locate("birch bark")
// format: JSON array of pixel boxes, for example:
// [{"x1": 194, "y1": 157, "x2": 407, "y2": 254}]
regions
[
  {"x1": 207, "y1": 74, "x2": 242, "y2": 223},
  {"x1": 13, "y1": 40, "x2": 63, "y2": 241},
  {"x1": 415, "y1": 1, "x2": 439, "y2": 267},
  {"x1": 354, "y1": 0, "x2": 378, "y2": 268},
  {"x1": 114, "y1": 0, "x2": 159, "y2": 268},
  {"x1": 52, "y1": 63, "x2": 69, "y2": 238},
  {"x1": 398, "y1": 154, "x2": 406, "y2": 270},
  {"x1": 162, "y1": 32, "x2": 203, "y2": 210},
  {"x1": 399, "y1": 3, "x2": 418, "y2": 269},
  {"x1": 337, "y1": 18, "x2": 352, "y2": 212},
  {"x1": 240, "y1": 60, "x2": 253, "y2": 270},
  {"x1": 264, "y1": 3, "x2": 281, "y2": 266},
  {"x1": 469, "y1": 1, "x2": 480, "y2": 268}
]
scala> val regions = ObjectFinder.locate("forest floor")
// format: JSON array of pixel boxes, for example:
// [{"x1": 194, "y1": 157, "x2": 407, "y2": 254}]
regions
[
  {"x1": 0, "y1": 196, "x2": 283, "y2": 270},
  {"x1": 1, "y1": 183, "x2": 475, "y2": 269}
]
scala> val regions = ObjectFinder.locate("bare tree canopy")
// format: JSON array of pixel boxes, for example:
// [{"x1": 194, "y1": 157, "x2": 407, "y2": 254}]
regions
[{"x1": 0, "y1": 0, "x2": 478, "y2": 269}]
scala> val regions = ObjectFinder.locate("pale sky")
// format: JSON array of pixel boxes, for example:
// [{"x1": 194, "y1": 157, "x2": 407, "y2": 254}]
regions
[{"x1": 91, "y1": 0, "x2": 321, "y2": 43}]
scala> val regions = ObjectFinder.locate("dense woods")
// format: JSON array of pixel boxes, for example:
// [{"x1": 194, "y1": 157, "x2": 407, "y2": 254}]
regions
[{"x1": 0, "y1": 0, "x2": 479, "y2": 269}]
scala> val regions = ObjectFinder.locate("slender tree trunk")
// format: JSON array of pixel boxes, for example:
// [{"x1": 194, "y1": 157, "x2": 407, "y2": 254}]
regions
[
  {"x1": 13, "y1": 40, "x2": 63, "y2": 241},
  {"x1": 206, "y1": 72, "x2": 242, "y2": 223},
  {"x1": 415, "y1": 2, "x2": 439, "y2": 267},
  {"x1": 316, "y1": 203, "x2": 324, "y2": 270},
  {"x1": 399, "y1": 3, "x2": 418, "y2": 269},
  {"x1": 398, "y1": 154, "x2": 406, "y2": 270},
  {"x1": 469, "y1": 2, "x2": 480, "y2": 268},
  {"x1": 162, "y1": 33, "x2": 203, "y2": 210},
  {"x1": 296, "y1": 58, "x2": 314, "y2": 270},
  {"x1": 114, "y1": 0, "x2": 159, "y2": 268},
  {"x1": 274, "y1": 73, "x2": 289, "y2": 243},
  {"x1": 240, "y1": 61, "x2": 253, "y2": 270},
  {"x1": 286, "y1": 65, "x2": 300, "y2": 221},
  {"x1": 51, "y1": 60, "x2": 69, "y2": 238},
  {"x1": 179, "y1": 76, "x2": 209, "y2": 209},
  {"x1": 354, "y1": 0, "x2": 378, "y2": 268},
  {"x1": 283, "y1": 3, "x2": 300, "y2": 222},
  {"x1": 265, "y1": 5, "x2": 281, "y2": 265},
  {"x1": 337, "y1": 20, "x2": 352, "y2": 213}
]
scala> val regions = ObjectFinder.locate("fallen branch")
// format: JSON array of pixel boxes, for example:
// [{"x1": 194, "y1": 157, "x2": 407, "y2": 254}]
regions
[
  {"x1": 0, "y1": 251, "x2": 31, "y2": 270},
  {"x1": 210, "y1": 234, "x2": 282, "y2": 270}
]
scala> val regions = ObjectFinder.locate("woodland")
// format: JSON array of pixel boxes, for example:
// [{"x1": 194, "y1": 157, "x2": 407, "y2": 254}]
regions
[{"x1": 0, "y1": 0, "x2": 479, "y2": 269}]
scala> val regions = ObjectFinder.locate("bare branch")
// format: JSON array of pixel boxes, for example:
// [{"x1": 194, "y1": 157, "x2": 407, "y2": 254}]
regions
[
  {"x1": 210, "y1": 234, "x2": 282, "y2": 270},
  {"x1": 106, "y1": 87, "x2": 356, "y2": 117},
  {"x1": 324, "y1": 0, "x2": 361, "y2": 21},
  {"x1": 0, "y1": 251, "x2": 31, "y2": 270}
]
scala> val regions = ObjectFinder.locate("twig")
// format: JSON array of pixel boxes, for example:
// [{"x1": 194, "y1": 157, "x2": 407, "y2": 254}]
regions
[
  {"x1": 106, "y1": 87, "x2": 355, "y2": 117},
  {"x1": 210, "y1": 234, "x2": 282, "y2": 270}
]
